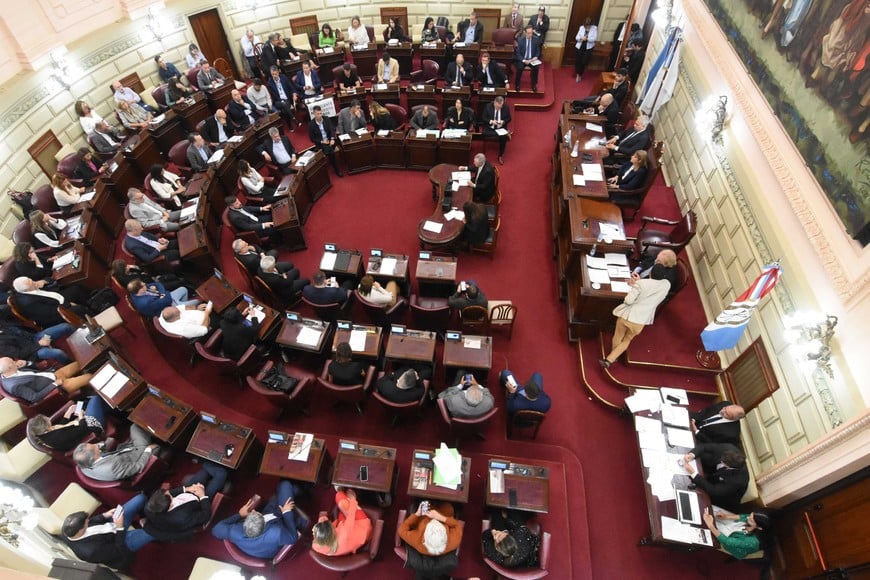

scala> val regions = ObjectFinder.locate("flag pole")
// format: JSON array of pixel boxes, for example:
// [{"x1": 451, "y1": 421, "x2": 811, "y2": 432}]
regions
[{"x1": 644, "y1": 33, "x2": 682, "y2": 117}]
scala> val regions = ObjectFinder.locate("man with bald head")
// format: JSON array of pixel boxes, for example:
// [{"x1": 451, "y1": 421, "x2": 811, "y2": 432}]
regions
[
  {"x1": 227, "y1": 89, "x2": 259, "y2": 130},
  {"x1": 200, "y1": 109, "x2": 235, "y2": 147},
  {"x1": 158, "y1": 303, "x2": 213, "y2": 339},
  {"x1": 691, "y1": 401, "x2": 746, "y2": 447},
  {"x1": 588, "y1": 93, "x2": 620, "y2": 136}
]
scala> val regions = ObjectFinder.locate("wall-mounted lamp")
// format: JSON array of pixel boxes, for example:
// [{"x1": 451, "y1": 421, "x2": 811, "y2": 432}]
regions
[
  {"x1": 0, "y1": 484, "x2": 38, "y2": 548},
  {"x1": 48, "y1": 47, "x2": 81, "y2": 91},
  {"x1": 784, "y1": 311, "x2": 838, "y2": 378},
  {"x1": 697, "y1": 95, "x2": 728, "y2": 143},
  {"x1": 146, "y1": 3, "x2": 167, "y2": 42},
  {"x1": 652, "y1": 0, "x2": 675, "y2": 33}
]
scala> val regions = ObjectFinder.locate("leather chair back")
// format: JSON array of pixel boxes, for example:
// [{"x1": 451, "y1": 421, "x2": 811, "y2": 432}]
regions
[
  {"x1": 491, "y1": 28, "x2": 517, "y2": 46},
  {"x1": 385, "y1": 103, "x2": 407, "y2": 129},
  {"x1": 168, "y1": 140, "x2": 192, "y2": 174},
  {"x1": 670, "y1": 211, "x2": 696, "y2": 246},
  {"x1": 32, "y1": 184, "x2": 61, "y2": 214},
  {"x1": 186, "y1": 67, "x2": 201, "y2": 89},
  {"x1": 11, "y1": 220, "x2": 34, "y2": 246},
  {"x1": 246, "y1": 360, "x2": 313, "y2": 420},
  {"x1": 409, "y1": 295, "x2": 451, "y2": 334},
  {"x1": 57, "y1": 152, "x2": 81, "y2": 179}
]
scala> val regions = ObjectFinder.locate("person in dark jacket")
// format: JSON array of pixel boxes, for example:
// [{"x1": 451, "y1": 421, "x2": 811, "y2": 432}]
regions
[
  {"x1": 0, "y1": 321, "x2": 73, "y2": 364},
  {"x1": 0, "y1": 356, "x2": 93, "y2": 401},
  {"x1": 302, "y1": 270, "x2": 353, "y2": 305},
  {"x1": 327, "y1": 342, "x2": 366, "y2": 385},
  {"x1": 691, "y1": 401, "x2": 745, "y2": 447},
  {"x1": 607, "y1": 150, "x2": 649, "y2": 192},
  {"x1": 62, "y1": 494, "x2": 153, "y2": 569},
  {"x1": 27, "y1": 396, "x2": 107, "y2": 452},
  {"x1": 683, "y1": 443, "x2": 750, "y2": 513},
  {"x1": 461, "y1": 201, "x2": 491, "y2": 247},
  {"x1": 142, "y1": 462, "x2": 228, "y2": 541},
  {"x1": 219, "y1": 308, "x2": 259, "y2": 361},
  {"x1": 258, "y1": 255, "x2": 308, "y2": 302},
  {"x1": 72, "y1": 148, "x2": 101, "y2": 186},
  {"x1": 11, "y1": 276, "x2": 90, "y2": 327},
  {"x1": 482, "y1": 510, "x2": 540, "y2": 568},
  {"x1": 13, "y1": 242, "x2": 53, "y2": 282},
  {"x1": 225, "y1": 196, "x2": 277, "y2": 237},
  {"x1": 375, "y1": 368, "x2": 424, "y2": 404}
]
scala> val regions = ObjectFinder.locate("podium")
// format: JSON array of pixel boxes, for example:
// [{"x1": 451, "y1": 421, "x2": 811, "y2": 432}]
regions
[
  {"x1": 271, "y1": 196, "x2": 306, "y2": 251},
  {"x1": 297, "y1": 150, "x2": 332, "y2": 201},
  {"x1": 178, "y1": 217, "x2": 220, "y2": 277},
  {"x1": 172, "y1": 92, "x2": 210, "y2": 131},
  {"x1": 340, "y1": 132, "x2": 377, "y2": 174},
  {"x1": 406, "y1": 85, "x2": 438, "y2": 110},
  {"x1": 350, "y1": 43, "x2": 378, "y2": 77},
  {"x1": 148, "y1": 110, "x2": 185, "y2": 157},
  {"x1": 375, "y1": 131, "x2": 406, "y2": 168},
  {"x1": 438, "y1": 134, "x2": 472, "y2": 166},
  {"x1": 204, "y1": 82, "x2": 234, "y2": 112},
  {"x1": 439, "y1": 86, "x2": 471, "y2": 118},
  {"x1": 406, "y1": 133, "x2": 439, "y2": 170},
  {"x1": 123, "y1": 129, "x2": 163, "y2": 177}
]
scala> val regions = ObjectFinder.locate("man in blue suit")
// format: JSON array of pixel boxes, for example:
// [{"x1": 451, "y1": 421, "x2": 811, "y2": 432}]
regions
[
  {"x1": 515, "y1": 26, "x2": 542, "y2": 92},
  {"x1": 293, "y1": 61, "x2": 323, "y2": 100},
  {"x1": 266, "y1": 66, "x2": 298, "y2": 129},
  {"x1": 123, "y1": 219, "x2": 180, "y2": 264},
  {"x1": 499, "y1": 369, "x2": 552, "y2": 414},
  {"x1": 212, "y1": 480, "x2": 307, "y2": 559}
]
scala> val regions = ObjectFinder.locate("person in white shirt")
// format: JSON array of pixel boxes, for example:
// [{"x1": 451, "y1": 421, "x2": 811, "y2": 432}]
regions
[
  {"x1": 240, "y1": 29, "x2": 263, "y2": 78},
  {"x1": 246, "y1": 78, "x2": 274, "y2": 115},
  {"x1": 51, "y1": 174, "x2": 83, "y2": 207},
  {"x1": 29, "y1": 210, "x2": 67, "y2": 248},
  {"x1": 186, "y1": 44, "x2": 208, "y2": 69},
  {"x1": 148, "y1": 165, "x2": 185, "y2": 208},
  {"x1": 347, "y1": 16, "x2": 370, "y2": 45},
  {"x1": 574, "y1": 18, "x2": 598, "y2": 83},
  {"x1": 126, "y1": 188, "x2": 182, "y2": 232},
  {"x1": 75, "y1": 101, "x2": 116, "y2": 136},
  {"x1": 238, "y1": 159, "x2": 279, "y2": 201},
  {"x1": 357, "y1": 275, "x2": 398, "y2": 307},
  {"x1": 159, "y1": 304, "x2": 213, "y2": 339}
]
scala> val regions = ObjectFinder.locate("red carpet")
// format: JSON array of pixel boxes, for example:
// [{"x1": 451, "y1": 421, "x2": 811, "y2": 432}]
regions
[{"x1": 22, "y1": 65, "x2": 761, "y2": 580}]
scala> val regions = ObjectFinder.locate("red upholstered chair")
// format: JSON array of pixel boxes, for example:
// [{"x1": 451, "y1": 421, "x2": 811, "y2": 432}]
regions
[
  {"x1": 247, "y1": 361, "x2": 313, "y2": 420},
  {"x1": 168, "y1": 140, "x2": 193, "y2": 178},
  {"x1": 385, "y1": 104, "x2": 408, "y2": 131},
  {"x1": 221, "y1": 507, "x2": 310, "y2": 569},
  {"x1": 492, "y1": 27, "x2": 519, "y2": 47},
  {"x1": 6, "y1": 295, "x2": 41, "y2": 332},
  {"x1": 152, "y1": 316, "x2": 200, "y2": 366},
  {"x1": 459, "y1": 305, "x2": 489, "y2": 334},
  {"x1": 370, "y1": 373, "x2": 429, "y2": 427},
  {"x1": 353, "y1": 290, "x2": 408, "y2": 328},
  {"x1": 409, "y1": 59, "x2": 441, "y2": 85},
  {"x1": 437, "y1": 397, "x2": 498, "y2": 445},
  {"x1": 0, "y1": 378, "x2": 66, "y2": 419},
  {"x1": 75, "y1": 454, "x2": 167, "y2": 492},
  {"x1": 221, "y1": 207, "x2": 271, "y2": 247},
  {"x1": 300, "y1": 296, "x2": 352, "y2": 322},
  {"x1": 507, "y1": 410, "x2": 547, "y2": 440},
  {"x1": 470, "y1": 216, "x2": 501, "y2": 258},
  {"x1": 193, "y1": 329, "x2": 263, "y2": 387},
  {"x1": 151, "y1": 85, "x2": 168, "y2": 111},
  {"x1": 634, "y1": 210, "x2": 697, "y2": 260},
  {"x1": 0, "y1": 259, "x2": 18, "y2": 293},
  {"x1": 409, "y1": 295, "x2": 452, "y2": 336},
  {"x1": 236, "y1": 176, "x2": 265, "y2": 205},
  {"x1": 365, "y1": 26, "x2": 375, "y2": 42},
  {"x1": 316, "y1": 359, "x2": 375, "y2": 415},
  {"x1": 186, "y1": 67, "x2": 201, "y2": 90},
  {"x1": 608, "y1": 141, "x2": 663, "y2": 221},
  {"x1": 332, "y1": 64, "x2": 359, "y2": 91},
  {"x1": 57, "y1": 152, "x2": 85, "y2": 187},
  {"x1": 121, "y1": 237, "x2": 177, "y2": 275},
  {"x1": 393, "y1": 509, "x2": 465, "y2": 562},
  {"x1": 31, "y1": 184, "x2": 62, "y2": 214},
  {"x1": 309, "y1": 505, "x2": 384, "y2": 574},
  {"x1": 12, "y1": 221, "x2": 52, "y2": 256},
  {"x1": 482, "y1": 519, "x2": 552, "y2": 579}
]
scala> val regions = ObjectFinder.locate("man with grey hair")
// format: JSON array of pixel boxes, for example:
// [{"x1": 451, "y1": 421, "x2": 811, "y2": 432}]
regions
[
  {"x1": 212, "y1": 480, "x2": 307, "y2": 558},
  {"x1": 240, "y1": 29, "x2": 263, "y2": 78},
  {"x1": 127, "y1": 188, "x2": 182, "y2": 232},
  {"x1": 232, "y1": 238, "x2": 292, "y2": 275},
  {"x1": 259, "y1": 33, "x2": 280, "y2": 73},
  {"x1": 376, "y1": 367, "x2": 425, "y2": 404},
  {"x1": 124, "y1": 218, "x2": 181, "y2": 263},
  {"x1": 1, "y1": 356, "x2": 92, "y2": 401},
  {"x1": 438, "y1": 371, "x2": 495, "y2": 418},
  {"x1": 459, "y1": 153, "x2": 496, "y2": 203},
  {"x1": 257, "y1": 254, "x2": 308, "y2": 303},
  {"x1": 11, "y1": 276, "x2": 91, "y2": 327},
  {"x1": 605, "y1": 114, "x2": 650, "y2": 159},
  {"x1": 260, "y1": 126, "x2": 296, "y2": 174},
  {"x1": 73, "y1": 424, "x2": 158, "y2": 482}
]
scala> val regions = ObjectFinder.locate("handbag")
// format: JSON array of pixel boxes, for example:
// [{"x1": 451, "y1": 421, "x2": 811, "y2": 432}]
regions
[{"x1": 261, "y1": 365, "x2": 299, "y2": 394}]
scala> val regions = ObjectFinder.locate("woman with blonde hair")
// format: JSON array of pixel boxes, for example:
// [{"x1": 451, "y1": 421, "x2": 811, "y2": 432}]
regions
[
  {"x1": 312, "y1": 488, "x2": 372, "y2": 556},
  {"x1": 369, "y1": 101, "x2": 396, "y2": 131},
  {"x1": 357, "y1": 274, "x2": 398, "y2": 307},
  {"x1": 51, "y1": 174, "x2": 83, "y2": 208},
  {"x1": 28, "y1": 211, "x2": 67, "y2": 251}
]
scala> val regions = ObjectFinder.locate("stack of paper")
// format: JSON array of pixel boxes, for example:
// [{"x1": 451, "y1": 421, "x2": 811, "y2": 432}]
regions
[
  {"x1": 604, "y1": 253, "x2": 628, "y2": 266},
  {"x1": 296, "y1": 326, "x2": 322, "y2": 347},
  {"x1": 296, "y1": 151, "x2": 315, "y2": 166},
  {"x1": 432, "y1": 443, "x2": 462, "y2": 490},
  {"x1": 444, "y1": 209, "x2": 465, "y2": 221},
  {"x1": 320, "y1": 252, "x2": 337, "y2": 270},
  {"x1": 647, "y1": 469, "x2": 676, "y2": 500},
  {"x1": 661, "y1": 516, "x2": 713, "y2": 545},
  {"x1": 587, "y1": 267, "x2": 610, "y2": 285},
  {"x1": 586, "y1": 122, "x2": 603, "y2": 133},
  {"x1": 379, "y1": 257, "x2": 397, "y2": 275},
  {"x1": 489, "y1": 468, "x2": 504, "y2": 493},
  {"x1": 634, "y1": 415, "x2": 662, "y2": 433},
  {"x1": 90, "y1": 364, "x2": 130, "y2": 399},
  {"x1": 581, "y1": 163, "x2": 603, "y2": 181},
  {"x1": 423, "y1": 221, "x2": 443, "y2": 233},
  {"x1": 625, "y1": 390, "x2": 662, "y2": 413},
  {"x1": 348, "y1": 329, "x2": 367, "y2": 351},
  {"x1": 52, "y1": 252, "x2": 75, "y2": 270},
  {"x1": 661, "y1": 404, "x2": 690, "y2": 428}
]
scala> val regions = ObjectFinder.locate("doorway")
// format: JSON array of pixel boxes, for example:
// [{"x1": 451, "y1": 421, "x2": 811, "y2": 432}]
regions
[
  {"x1": 561, "y1": 0, "x2": 605, "y2": 67},
  {"x1": 188, "y1": 8, "x2": 240, "y2": 79}
]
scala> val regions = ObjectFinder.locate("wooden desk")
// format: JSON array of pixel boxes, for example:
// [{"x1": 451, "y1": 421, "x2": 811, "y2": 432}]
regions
[
  {"x1": 438, "y1": 133, "x2": 472, "y2": 166},
  {"x1": 275, "y1": 315, "x2": 331, "y2": 354},
  {"x1": 123, "y1": 129, "x2": 163, "y2": 177},
  {"x1": 276, "y1": 172, "x2": 312, "y2": 224},
  {"x1": 452, "y1": 42, "x2": 480, "y2": 66},
  {"x1": 81, "y1": 182, "x2": 124, "y2": 236},
  {"x1": 407, "y1": 448, "x2": 471, "y2": 503},
  {"x1": 485, "y1": 458, "x2": 550, "y2": 514},
  {"x1": 128, "y1": 388, "x2": 197, "y2": 444},
  {"x1": 417, "y1": 42, "x2": 447, "y2": 69},
  {"x1": 279, "y1": 55, "x2": 311, "y2": 79},
  {"x1": 271, "y1": 196, "x2": 306, "y2": 251},
  {"x1": 52, "y1": 242, "x2": 106, "y2": 291},
  {"x1": 196, "y1": 275, "x2": 242, "y2": 312},
  {"x1": 99, "y1": 154, "x2": 142, "y2": 209},
  {"x1": 332, "y1": 324, "x2": 383, "y2": 360},
  {"x1": 418, "y1": 163, "x2": 470, "y2": 249},
  {"x1": 442, "y1": 334, "x2": 492, "y2": 384},
  {"x1": 375, "y1": 130, "x2": 406, "y2": 168},
  {"x1": 370, "y1": 83, "x2": 401, "y2": 106},
  {"x1": 476, "y1": 86, "x2": 509, "y2": 120},
  {"x1": 365, "y1": 252, "x2": 409, "y2": 287},
  {"x1": 565, "y1": 254, "x2": 627, "y2": 341},
  {"x1": 316, "y1": 48, "x2": 346, "y2": 86},
  {"x1": 74, "y1": 209, "x2": 113, "y2": 268},
  {"x1": 415, "y1": 255, "x2": 458, "y2": 297},
  {"x1": 177, "y1": 210, "x2": 220, "y2": 278},
  {"x1": 406, "y1": 84, "x2": 438, "y2": 110},
  {"x1": 385, "y1": 330, "x2": 436, "y2": 369},
  {"x1": 172, "y1": 92, "x2": 211, "y2": 132},
  {"x1": 297, "y1": 150, "x2": 332, "y2": 202},
  {"x1": 259, "y1": 432, "x2": 327, "y2": 483},
  {"x1": 148, "y1": 110, "x2": 185, "y2": 157},
  {"x1": 439, "y1": 86, "x2": 472, "y2": 118},
  {"x1": 337, "y1": 88, "x2": 367, "y2": 112},
  {"x1": 350, "y1": 44, "x2": 379, "y2": 77},
  {"x1": 186, "y1": 416, "x2": 255, "y2": 470},
  {"x1": 331, "y1": 440, "x2": 397, "y2": 493},
  {"x1": 339, "y1": 131, "x2": 377, "y2": 174},
  {"x1": 320, "y1": 249, "x2": 363, "y2": 281},
  {"x1": 557, "y1": 137, "x2": 608, "y2": 201},
  {"x1": 89, "y1": 355, "x2": 148, "y2": 410},
  {"x1": 204, "y1": 82, "x2": 234, "y2": 112},
  {"x1": 66, "y1": 327, "x2": 113, "y2": 372}
]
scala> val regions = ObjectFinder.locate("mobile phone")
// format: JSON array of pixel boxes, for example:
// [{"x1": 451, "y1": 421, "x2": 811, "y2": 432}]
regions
[
  {"x1": 225, "y1": 444, "x2": 235, "y2": 457},
  {"x1": 464, "y1": 374, "x2": 473, "y2": 383},
  {"x1": 420, "y1": 500, "x2": 430, "y2": 513},
  {"x1": 165, "y1": 415, "x2": 177, "y2": 429},
  {"x1": 74, "y1": 401, "x2": 85, "y2": 414},
  {"x1": 508, "y1": 489, "x2": 518, "y2": 507},
  {"x1": 206, "y1": 300, "x2": 213, "y2": 309},
  {"x1": 359, "y1": 465, "x2": 369, "y2": 482},
  {"x1": 459, "y1": 280, "x2": 467, "y2": 292},
  {"x1": 249, "y1": 494, "x2": 261, "y2": 509}
]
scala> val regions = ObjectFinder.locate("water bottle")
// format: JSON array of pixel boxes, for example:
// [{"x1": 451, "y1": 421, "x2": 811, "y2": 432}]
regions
[
  {"x1": 589, "y1": 243, "x2": 597, "y2": 257},
  {"x1": 571, "y1": 140, "x2": 580, "y2": 158}
]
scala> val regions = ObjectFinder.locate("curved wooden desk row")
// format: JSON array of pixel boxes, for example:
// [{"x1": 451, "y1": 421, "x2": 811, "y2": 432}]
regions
[
  {"x1": 418, "y1": 164, "x2": 473, "y2": 249},
  {"x1": 338, "y1": 129, "x2": 472, "y2": 174}
]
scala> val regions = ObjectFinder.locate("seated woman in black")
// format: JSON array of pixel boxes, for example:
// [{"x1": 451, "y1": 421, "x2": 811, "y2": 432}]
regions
[
  {"x1": 27, "y1": 396, "x2": 108, "y2": 452},
  {"x1": 445, "y1": 99, "x2": 474, "y2": 130},
  {"x1": 607, "y1": 150, "x2": 648, "y2": 191},
  {"x1": 328, "y1": 341, "x2": 366, "y2": 385},
  {"x1": 369, "y1": 101, "x2": 396, "y2": 131},
  {"x1": 30, "y1": 210, "x2": 66, "y2": 251},
  {"x1": 482, "y1": 510, "x2": 541, "y2": 568},
  {"x1": 461, "y1": 201, "x2": 491, "y2": 247},
  {"x1": 72, "y1": 148, "x2": 101, "y2": 187},
  {"x1": 13, "y1": 242, "x2": 53, "y2": 283},
  {"x1": 219, "y1": 307, "x2": 260, "y2": 361},
  {"x1": 384, "y1": 17, "x2": 405, "y2": 41}
]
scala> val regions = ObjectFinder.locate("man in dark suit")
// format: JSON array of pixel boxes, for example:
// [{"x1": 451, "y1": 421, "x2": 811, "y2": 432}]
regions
[
  {"x1": 225, "y1": 196, "x2": 277, "y2": 238},
  {"x1": 460, "y1": 153, "x2": 495, "y2": 202},
  {"x1": 410, "y1": 105, "x2": 440, "y2": 130},
  {"x1": 143, "y1": 463, "x2": 227, "y2": 542},
  {"x1": 200, "y1": 110, "x2": 235, "y2": 147},
  {"x1": 232, "y1": 239, "x2": 294, "y2": 275},
  {"x1": 591, "y1": 93, "x2": 620, "y2": 137},
  {"x1": 9, "y1": 278, "x2": 75, "y2": 328},
  {"x1": 683, "y1": 443, "x2": 749, "y2": 513},
  {"x1": 691, "y1": 401, "x2": 745, "y2": 446},
  {"x1": 500, "y1": 369, "x2": 552, "y2": 414},
  {"x1": 62, "y1": 495, "x2": 153, "y2": 569},
  {"x1": 515, "y1": 26, "x2": 542, "y2": 92},
  {"x1": 481, "y1": 96, "x2": 512, "y2": 164},
  {"x1": 73, "y1": 424, "x2": 158, "y2": 482},
  {"x1": 307, "y1": 105, "x2": 342, "y2": 176},
  {"x1": 477, "y1": 52, "x2": 509, "y2": 89},
  {"x1": 605, "y1": 114, "x2": 650, "y2": 160},
  {"x1": 528, "y1": 6, "x2": 550, "y2": 44},
  {"x1": 260, "y1": 127, "x2": 297, "y2": 174},
  {"x1": 259, "y1": 34, "x2": 280, "y2": 73},
  {"x1": 293, "y1": 61, "x2": 323, "y2": 99},
  {"x1": 124, "y1": 218, "x2": 180, "y2": 264},
  {"x1": 186, "y1": 133, "x2": 213, "y2": 172},
  {"x1": 90, "y1": 122, "x2": 122, "y2": 154},
  {"x1": 266, "y1": 66, "x2": 298, "y2": 128},
  {"x1": 376, "y1": 368, "x2": 425, "y2": 404},
  {"x1": 227, "y1": 89, "x2": 259, "y2": 130},
  {"x1": 258, "y1": 255, "x2": 308, "y2": 302},
  {"x1": 457, "y1": 13, "x2": 484, "y2": 44},
  {"x1": 445, "y1": 54, "x2": 473, "y2": 87},
  {"x1": 0, "y1": 356, "x2": 92, "y2": 401},
  {"x1": 302, "y1": 270, "x2": 353, "y2": 305},
  {"x1": 336, "y1": 99, "x2": 367, "y2": 135}
]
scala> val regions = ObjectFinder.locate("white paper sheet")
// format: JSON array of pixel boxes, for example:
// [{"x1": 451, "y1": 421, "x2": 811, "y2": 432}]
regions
[
  {"x1": 444, "y1": 209, "x2": 465, "y2": 221},
  {"x1": 626, "y1": 390, "x2": 662, "y2": 413},
  {"x1": 572, "y1": 175, "x2": 586, "y2": 186},
  {"x1": 101, "y1": 372, "x2": 129, "y2": 398},
  {"x1": 320, "y1": 252, "x2": 337, "y2": 270},
  {"x1": 586, "y1": 122, "x2": 603, "y2": 133},
  {"x1": 338, "y1": 134, "x2": 351, "y2": 141},
  {"x1": 666, "y1": 426, "x2": 696, "y2": 448},
  {"x1": 661, "y1": 404, "x2": 691, "y2": 428},
  {"x1": 495, "y1": 128, "x2": 509, "y2": 136},
  {"x1": 462, "y1": 337, "x2": 481, "y2": 349},
  {"x1": 295, "y1": 326, "x2": 322, "y2": 347},
  {"x1": 52, "y1": 252, "x2": 75, "y2": 269},
  {"x1": 610, "y1": 281, "x2": 631, "y2": 293},
  {"x1": 451, "y1": 171, "x2": 472, "y2": 181},
  {"x1": 634, "y1": 415, "x2": 662, "y2": 433},
  {"x1": 586, "y1": 256, "x2": 607, "y2": 269},
  {"x1": 355, "y1": 127, "x2": 368, "y2": 136},
  {"x1": 638, "y1": 430, "x2": 667, "y2": 451},
  {"x1": 207, "y1": 149, "x2": 224, "y2": 164},
  {"x1": 587, "y1": 267, "x2": 611, "y2": 285},
  {"x1": 604, "y1": 253, "x2": 629, "y2": 266},
  {"x1": 180, "y1": 203, "x2": 198, "y2": 219},
  {"x1": 608, "y1": 266, "x2": 632, "y2": 279},
  {"x1": 227, "y1": 135, "x2": 244, "y2": 143},
  {"x1": 79, "y1": 192, "x2": 96, "y2": 203},
  {"x1": 90, "y1": 364, "x2": 117, "y2": 391},
  {"x1": 348, "y1": 329, "x2": 367, "y2": 352},
  {"x1": 377, "y1": 130, "x2": 390, "y2": 136},
  {"x1": 287, "y1": 432, "x2": 313, "y2": 462},
  {"x1": 379, "y1": 257, "x2": 397, "y2": 275},
  {"x1": 488, "y1": 468, "x2": 504, "y2": 493},
  {"x1": 423, "y1": 221, "x2": 443, "y2": 233}
]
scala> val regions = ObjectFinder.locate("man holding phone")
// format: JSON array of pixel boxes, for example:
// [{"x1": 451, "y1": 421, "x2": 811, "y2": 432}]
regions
[
  {"x1": 438, "y1": 370, "x2": 495, "y2": 418},
  {"x1": 447, "y1": 281, "x2": 488, "y2": 310},
  {"x1": 62, "y1": 494, "x2": 154, "y2": 569},
  {"x1": 499, "y1": 369, "x2": 552, "y2": 414},
  {"x1": 158, "y1": 301, "x2": 214, "y2": 339}
]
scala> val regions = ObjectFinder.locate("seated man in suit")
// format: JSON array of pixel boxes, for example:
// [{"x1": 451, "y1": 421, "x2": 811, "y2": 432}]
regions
[
  {"x1": 0, "y1": 356, "x2": 92, "y2": 401},
  {"x1": 410, "y1": 104, "x2": 439, "y2": 131},
  {"x1": 459, "y1": 153, "x2": 495, "y2": 202},
  {"x1": 10, "y1": 276, "x2": 90, "y2": 328},
  {"x1": 124, "y1": 218, "x2": 180, "y2": 264},
  {"x1": 447, "y1": 281, "x2": 488, "y2": 310},
  {"x1": 200, "y1": 110, "x2": 235, "y2": 148},
  {"x1": 604, "y1": 114, "x2": 650, "y2": 160},
  {"x1": 266, "y1": 66, "x2": 298, "y2": 129},
  {"x1": 143, "y1": 462, "x2": 228, "y2": 542},
  {"x1": 258, "y1": 255, "x2": 308, "y2": 302},
  {"x1": 438, "y1": 372, "x2": 495, "y2": 418},
  {"x1": 186, "y1": 133, "x2": 214, "y2": 172},
  {"x1": 691, "y1": 401, "x2": 746, "y2": 447},
  {"x1": 127, "y1": 188, "x2": 182, "y2": 232},
  {"x1": 515, "y1": 26, "x2": 542, "y2": 92},
  {"x1": 376, "y1": 368, "x2": 425, "y2": 404},
  {"x1": 377, "y1": 52, "x2": 400, "y2": 84},
  {"x1": 528, "y1": 6, "x2": 550, "y2": 44},
  {"x1": 196, "y1": 61, "x2": 226, "y2": 92},
  {"x1": 499, "y1": 369, "x2": 552, "y2": 414},
  {"x1": 227, "y1": 89, "x2": 259, "y2": 130},
  {"x1": 62, "y1": 495, "x2": 153, "y2": 570},
  {"x1": 127, "y1": 278, "x2": 195, "y2": 318},
  {"x1": 336, "y1": 99, "x2": 367, "y2": 135},
  {"x1": 328, "y1": 342, "x2": 367, "y2": 385},
  {"x1": 445, "y1": 54, "x2": 473, "y2": 88},
  {"x1": 213, "y1": 480, "x2": 308, "y2": 559},
  {"x1": 90, "y1": 121, "x2": 123, "y2": 155},
  {"x1": 477, "y1": 51, "x2": 509, "y2": 89},
  {"x1": 232, "y1": 239, "x2": 293, "y2": 276},
  {"x1": 260, "y1": 127, "x2": 297, "y2": 174},
  {"x1": 586, "y1": 93, "x2": 620, "y2": 137},
  {"x1": 457, "y1": 12, "x2": 484, "y2": 44},
  {"x1": 302, "y1": 270, "x2": 354, "y2": 305},
  {"x1": 73, "y1": 424, "x2": 159, "y2": 482},
  {"x1": 225, "y1": 195, "x2": 277, "y2": 238},
  {"x1": 683, "y1": 443, "x2": 750, "y2": 513},
  {"x1": 481, "y1": 96, "x2": 512, "y2": 165},
  {"x1": 158, "y1": 304, "x2": 213, "y2": 339},
  {"x1": 307, "y1": 105, "x2": 342, "y2": 176},
  {"x1": 293, "y1": 61, "x2": 323, "y2": 100}
]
